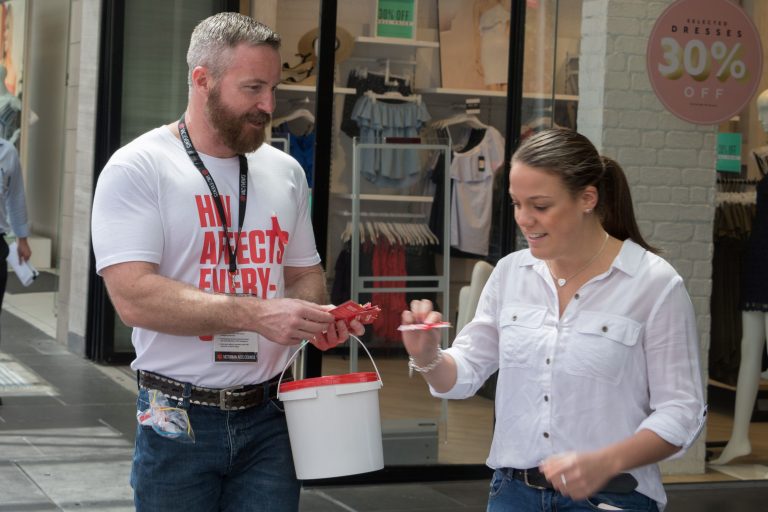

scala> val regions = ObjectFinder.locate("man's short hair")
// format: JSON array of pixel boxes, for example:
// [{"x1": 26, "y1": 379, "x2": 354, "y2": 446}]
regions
[{"x1": 187, "y1": 12, "x2": 281, "y2": 87}]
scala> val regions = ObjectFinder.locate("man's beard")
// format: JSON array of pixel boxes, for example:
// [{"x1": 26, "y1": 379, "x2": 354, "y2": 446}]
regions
[{"x1": 206, "y1": 86, "x2": 270, "y2": 154}]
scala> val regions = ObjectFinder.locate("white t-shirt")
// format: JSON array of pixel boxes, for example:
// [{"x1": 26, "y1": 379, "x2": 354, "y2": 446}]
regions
[
  {"x1": 450, "y1": 126, "x2": 505, "y2": 256},
  {"x1": 91, "y1": 126, "x2": 320, "y2": 387}
]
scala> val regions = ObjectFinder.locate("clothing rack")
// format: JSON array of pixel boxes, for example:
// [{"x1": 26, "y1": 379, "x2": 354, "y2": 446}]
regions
[
  {"x1": 339, "y1": 220, "x2": 439, "y2": 246},
  {"x1": 337, "y1": 208, "x2": 434, "y2": 244},
  {"x1": 364, "y1": 89, "x2": 421, "y2": 104},
  {"x1": 272, "y1": 108, "x2": 315, "y2": 126},
  {"x1": 337, "y1": 210, "x2": 426, "y2": 218},
  {"x1": 716, "y1": 176, "x2": 761, "y2": 184},
  {"x1": 431, "y1": 113, "x2": 487, "y2": 130},
  {"x1": 716, "y1": 176, "x2": 761, "y2": 193},
  {"x1": 347, "y1": 138, "x2": 451, "y2": 370},
  {"x1": 347, "y1": 58, "x2": 415, "y2": 85}
]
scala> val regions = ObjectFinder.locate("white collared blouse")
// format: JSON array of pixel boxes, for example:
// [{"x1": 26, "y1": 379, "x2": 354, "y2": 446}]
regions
[{"x1": 433, "y1": 240, "x2": 707, "y2": 508}]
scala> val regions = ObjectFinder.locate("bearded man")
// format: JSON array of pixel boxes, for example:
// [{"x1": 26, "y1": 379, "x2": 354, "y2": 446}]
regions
[{"x1": 91, "y1": 12, "x2": 364, "y2": 512}]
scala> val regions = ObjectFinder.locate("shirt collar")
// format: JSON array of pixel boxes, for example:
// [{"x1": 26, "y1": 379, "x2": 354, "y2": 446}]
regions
[
  {"x1": 518, "y1": 248, "x2": 550, "y2": 283},
  {"x1": 518, "y1": 249, "x2": 538, "y2": 268},
  {"x1": 611, "y1": 239, "x2": 645, "y2": 277},
  {"x1": 517, "y1": 238, "x2": 647, "y2": 278}
]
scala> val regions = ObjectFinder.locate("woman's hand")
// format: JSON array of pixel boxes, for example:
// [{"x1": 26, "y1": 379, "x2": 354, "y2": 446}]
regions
[
  {"x1": 539, "y1": 451, "x2": 615, "y2": 501},
  {"x1": 400, "y1": 299, "x2": 442, "y2": 364},
  {"x1": 400, "y1": 299, "x2": 458, "y2": 392}
]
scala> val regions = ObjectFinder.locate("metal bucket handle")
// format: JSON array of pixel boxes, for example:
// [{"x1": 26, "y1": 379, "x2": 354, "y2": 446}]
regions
[{"x1": 277, "y1": 335, "x2": 382, "y2": 399}]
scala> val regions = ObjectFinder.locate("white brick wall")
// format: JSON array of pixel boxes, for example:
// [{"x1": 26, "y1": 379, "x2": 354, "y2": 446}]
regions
[
  {"x1": 579, "y1": 0, "x2": 714, "y2": 475},
  {"x1": 57, "y1": 0, "x2": 101, "y2": 355}
]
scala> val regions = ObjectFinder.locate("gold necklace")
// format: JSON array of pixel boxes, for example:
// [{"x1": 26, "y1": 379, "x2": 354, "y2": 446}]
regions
[{"x1": 546, "y1": 233, "x2": 610, "y2": 288}]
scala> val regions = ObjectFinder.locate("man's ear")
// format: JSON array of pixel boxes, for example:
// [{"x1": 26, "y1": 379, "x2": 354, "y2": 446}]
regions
[{"x1": 190, "y1": 66, "x2": 212, "y2": 94}]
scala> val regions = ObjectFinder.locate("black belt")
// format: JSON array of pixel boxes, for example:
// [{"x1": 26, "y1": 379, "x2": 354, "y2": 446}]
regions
[
  {"x1": 502, "y1": 467, "x2": 638, "y2": 494},
  {"x1": 138, "y1": 370, "x2": 291, "y2": 411}
]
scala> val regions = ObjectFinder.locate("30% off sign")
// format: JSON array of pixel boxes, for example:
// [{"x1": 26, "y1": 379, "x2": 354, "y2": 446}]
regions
[{"x1": 647, "y1": 0, "x2": 763, "y2": 125}]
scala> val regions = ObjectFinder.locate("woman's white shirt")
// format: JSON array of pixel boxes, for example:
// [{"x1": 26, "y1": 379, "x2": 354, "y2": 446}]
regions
[{"x1": 433, "y1": 240, "x2": 706, "y2": 509}]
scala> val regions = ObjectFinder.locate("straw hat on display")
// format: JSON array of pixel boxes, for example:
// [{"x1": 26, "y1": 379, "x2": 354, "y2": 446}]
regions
[{"x1": 282, "y1": 26, "x2": 354, "y2": 85}]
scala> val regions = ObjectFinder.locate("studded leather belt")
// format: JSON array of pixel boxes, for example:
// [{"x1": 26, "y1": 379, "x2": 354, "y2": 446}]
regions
[{"x1": 138, "y1": 370, "x2": 290, "y2": 411}]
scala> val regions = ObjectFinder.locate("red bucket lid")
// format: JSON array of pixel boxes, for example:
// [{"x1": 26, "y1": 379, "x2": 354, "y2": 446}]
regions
[{"x1": 279, "y1": 372, "x2": 379, "y2": 393}]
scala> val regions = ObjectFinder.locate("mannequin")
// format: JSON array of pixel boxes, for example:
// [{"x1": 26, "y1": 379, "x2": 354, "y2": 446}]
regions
[{"x1": 711, "y1": 89, "x2": 768, "y2": 465}]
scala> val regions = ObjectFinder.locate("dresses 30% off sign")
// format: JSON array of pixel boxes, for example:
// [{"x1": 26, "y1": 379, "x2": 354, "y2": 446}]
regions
[{"x1": 647, "y1": 0, "x2": 763, "y2": 125}]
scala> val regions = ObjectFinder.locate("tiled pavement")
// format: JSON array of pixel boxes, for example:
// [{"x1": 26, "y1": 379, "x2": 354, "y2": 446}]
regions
[{"x1": 2, "y1": 310, "x2": 768, "y2": 511}]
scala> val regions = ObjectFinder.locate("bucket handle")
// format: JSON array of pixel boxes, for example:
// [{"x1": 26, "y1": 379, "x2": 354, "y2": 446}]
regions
[{"x1": 277, "y1": 335, "x2": 382, "y2": 399}]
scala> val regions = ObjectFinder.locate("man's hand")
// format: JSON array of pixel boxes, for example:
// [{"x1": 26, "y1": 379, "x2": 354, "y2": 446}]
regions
[
  {"x1": 100, "y1": 261, "x2": 368, "y2": 346},
  {"x1": 16, "y1": 237, "x2": 31, "y2": 263},
  {"x1": 247, "y1": 297, "x2": 335, "y2": 346},
  {"x1": 308, "y1": 305, "x2": 366, "y2": 350}
]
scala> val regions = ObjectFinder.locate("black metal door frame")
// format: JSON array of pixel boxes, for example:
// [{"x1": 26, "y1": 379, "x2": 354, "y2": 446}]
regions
[
  {"x1": 305, "y1": 0, "x2": 527, "y2": 485},
  {"x1": 86, "y1": 0, "x2": 241, "y2": 364}
]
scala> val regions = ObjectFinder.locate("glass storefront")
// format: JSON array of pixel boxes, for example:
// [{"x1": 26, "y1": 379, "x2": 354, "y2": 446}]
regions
[
  {"x1": 81, "y1": 0, "x2": 768, "y2": 483},
  {"x1": 88, "y1": 0, "x2": 546, "y2": 473},
  {"x1": 268, "y1": 0, "x2": 580, "y2": 472}
]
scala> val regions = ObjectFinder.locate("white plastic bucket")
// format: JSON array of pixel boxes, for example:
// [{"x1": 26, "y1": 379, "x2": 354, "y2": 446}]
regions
[{"x1": 277, "y1": 337, "x2": 384, "y2": 479}]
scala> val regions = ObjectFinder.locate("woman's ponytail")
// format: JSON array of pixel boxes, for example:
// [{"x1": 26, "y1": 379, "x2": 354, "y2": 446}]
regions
[{"x1": 598, "y1": 156, "x2": 659, "y2": 253}]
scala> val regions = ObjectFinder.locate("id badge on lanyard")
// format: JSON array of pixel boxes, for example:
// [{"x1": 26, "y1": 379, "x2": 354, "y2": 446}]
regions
[
  {"x1": 178, "y1": 116, "x2": 257, "y2": 364},
  {"x1": 214, "y1": 331, "x2": 259, "y2": 362}
]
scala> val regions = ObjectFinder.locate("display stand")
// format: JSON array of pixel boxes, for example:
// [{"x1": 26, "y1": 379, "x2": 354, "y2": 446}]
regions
[{"x1": 347, "y1": 137, "x2": 451, "y2": 370}]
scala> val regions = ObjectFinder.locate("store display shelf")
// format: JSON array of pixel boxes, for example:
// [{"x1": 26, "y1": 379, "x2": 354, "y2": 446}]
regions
[
  {"x1": 277, "y1": 83, "x2": 355, "y2": 95},
  {"x1": 417, "y1": 88, "x2": 579, "y2": 102},
  {"x1": 355, "y1": 36, "x2": 439, "y2": 48},
  {"x1": 419, "y1": 87, "x2": 506, "y2": 98},
  {"x1": 709, "y1": 378, "x2": 768, "y2": 391},
  {"x1": 336, "y1": 193, "x2": 433, "y2": 203},
  {"x1": 523, "y1": 92, "x2": 579, "y2": 101}
]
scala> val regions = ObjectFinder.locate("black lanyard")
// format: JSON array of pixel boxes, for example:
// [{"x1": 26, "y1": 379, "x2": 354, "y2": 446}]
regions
[{"x1": 178, "y1": 115, "x2": 248, "y2": 274}]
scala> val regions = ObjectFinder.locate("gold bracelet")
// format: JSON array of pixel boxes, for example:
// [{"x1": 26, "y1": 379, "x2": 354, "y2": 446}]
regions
[{"x1": 408, "y1": 348, "x2": 443, "y2": 378}]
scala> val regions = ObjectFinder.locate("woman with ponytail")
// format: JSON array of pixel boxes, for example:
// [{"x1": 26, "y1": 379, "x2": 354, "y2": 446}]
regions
[{"x1": 400, "y1": 128, "x2": 705, "y2": 511}]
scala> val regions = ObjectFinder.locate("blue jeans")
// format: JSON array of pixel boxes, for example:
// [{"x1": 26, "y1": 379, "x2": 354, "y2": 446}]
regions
[
  {"x1": 487, "y1": 469, "x2": 659, "y2": 512},
  {"x1": 131, "y1": 388, "x2": 300, "y2": 512}
]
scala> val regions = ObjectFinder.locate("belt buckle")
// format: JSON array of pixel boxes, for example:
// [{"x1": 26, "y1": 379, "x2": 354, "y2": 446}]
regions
[
  {"x1": 218, "y1": 385, "x2": 244, "y2": 410},
  {"x1": 523, "y1": 469, "x2": 547, "y2": 490}
]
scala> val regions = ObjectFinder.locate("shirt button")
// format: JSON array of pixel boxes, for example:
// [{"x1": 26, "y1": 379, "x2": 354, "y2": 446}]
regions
[
  {"x1": 602, "y1": 325, "x2": 608, "y2": 332},
  {"x1": 574, "y1": 293, "x2": 580, "y2": 299},
  {"x1": 546, "y1": 358, "x2": 551, "y2": 364},
  {"x1": 544, "y1": 395, "x2": 549, "y2": 402},
  {"x1": 512, "y1": 315, "x2": 517, "y2": 321},
  {"x1": 543, "y1": 432, "x2": 550, "y2": 438}
]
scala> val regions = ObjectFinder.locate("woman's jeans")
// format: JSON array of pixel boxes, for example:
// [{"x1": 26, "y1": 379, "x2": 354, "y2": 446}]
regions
[
  {"x1": 131, "y1": 388, "x2": 300, "y2": 512},
  {"x1": 487, "y1": 469, "x2": 659, "y2": 512}
]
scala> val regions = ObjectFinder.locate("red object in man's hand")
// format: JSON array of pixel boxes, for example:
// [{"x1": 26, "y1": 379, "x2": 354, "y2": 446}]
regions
[{"x1": 329, "y1": 300, "x2": 381, "y2": 325}]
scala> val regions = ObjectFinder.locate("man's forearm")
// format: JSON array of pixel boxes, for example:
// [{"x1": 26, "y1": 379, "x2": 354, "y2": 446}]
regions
[
  {"x1": 103, "y1": 261, "x2": 336, "y2": 346},
  {"x1": 284, "y1": 265, "x2": 328, "y2": 304},
  {"x1": 105, "y1": 267, "x2": 249, "y2": 336}
]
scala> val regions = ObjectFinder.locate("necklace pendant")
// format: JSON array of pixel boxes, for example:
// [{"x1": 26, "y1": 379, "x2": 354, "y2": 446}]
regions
[{"x1": 557, "y1": 278, "x2": 567, "y2": 287}]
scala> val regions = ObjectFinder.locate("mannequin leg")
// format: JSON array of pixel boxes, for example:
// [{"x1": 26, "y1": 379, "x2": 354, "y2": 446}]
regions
[
  {"x1": 711, "y1": 311, "x2": 768, "y2": 464},
  {"x1": 762, "y1": 338, "x2": 768, "y2": 380}
]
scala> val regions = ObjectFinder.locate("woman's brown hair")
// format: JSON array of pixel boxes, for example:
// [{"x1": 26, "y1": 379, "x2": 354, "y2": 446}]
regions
[{"x1": 512, "y1": 128, "x2": 658, "y2": 253}]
